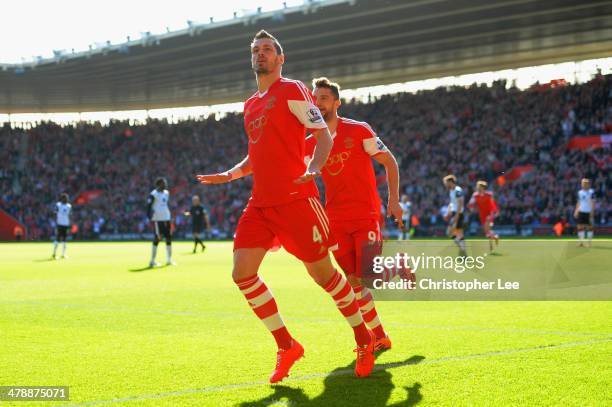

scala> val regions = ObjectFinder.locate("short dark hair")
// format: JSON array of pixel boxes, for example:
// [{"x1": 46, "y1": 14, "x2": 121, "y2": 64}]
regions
[
  {"x1": 312, "y1": 77, "x2": 340, "y2": 100},
  {"x1": 252, "y1": 30, "x2": 283, "y2": 54},
  {"x1": 155, "y1": 177, "x2": 167, "y2": 187},
  {"x1": 60, "y1": 193, "x2": 69, "y2": 201}
]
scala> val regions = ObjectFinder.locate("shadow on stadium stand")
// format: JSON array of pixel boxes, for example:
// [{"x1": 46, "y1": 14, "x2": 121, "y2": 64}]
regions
[{"x1": 239, "y1": 355, "x2": 425, "y2": 406}]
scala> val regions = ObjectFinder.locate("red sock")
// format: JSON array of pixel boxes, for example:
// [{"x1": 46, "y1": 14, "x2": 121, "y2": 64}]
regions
[
  {"x1": 354, "y1": 285, "x2": 387, "y2": 339},
  {"x1": 323, "y1": 270, "x2": 371, "y2": 346},
  {"x1": 235, "y1": 275, "x2": 293, "y2": 349}
]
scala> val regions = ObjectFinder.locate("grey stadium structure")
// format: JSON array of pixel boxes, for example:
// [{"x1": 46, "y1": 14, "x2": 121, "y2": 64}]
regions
[{"x1": 1, "y1": 0, "x2": 612, "y2": 113}]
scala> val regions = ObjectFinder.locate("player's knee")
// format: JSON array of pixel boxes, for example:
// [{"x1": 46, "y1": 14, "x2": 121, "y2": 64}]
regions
[
  {"x1": 232, "y1": 258, "x2": 258, "y2": 282},
  {"x1": 346, "y1": 273, "x2": 362, "y2": 289},
  {"x1": 232, "y1": 265, "x2": 257, "y2": 283},
  {"x1": 304, "y1": 256, "x2": 336, "y2": 287}
]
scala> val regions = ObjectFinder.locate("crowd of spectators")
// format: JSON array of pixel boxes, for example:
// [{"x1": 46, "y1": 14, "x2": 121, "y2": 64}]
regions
[{"x1": 1, "y1": 75, "x2": 610, "y2": 240}]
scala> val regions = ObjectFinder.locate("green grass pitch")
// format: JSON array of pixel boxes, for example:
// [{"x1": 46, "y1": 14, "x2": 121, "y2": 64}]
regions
[{"x1": 1, "y1": 240, "x2": 610, "y2": 406}]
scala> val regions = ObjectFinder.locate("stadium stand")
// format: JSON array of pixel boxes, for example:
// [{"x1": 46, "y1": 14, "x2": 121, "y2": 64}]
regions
[{"x1": 1, "y1": 75, "x2": 610, "y2": 240}]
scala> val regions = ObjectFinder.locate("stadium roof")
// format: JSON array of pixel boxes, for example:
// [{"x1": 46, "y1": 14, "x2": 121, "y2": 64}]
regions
[{"x1": 2, "y1": 0, "x2": 612, "y2": 113}]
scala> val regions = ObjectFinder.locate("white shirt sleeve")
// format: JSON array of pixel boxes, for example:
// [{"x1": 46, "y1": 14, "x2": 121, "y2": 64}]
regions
[
  {"x1": 287, "y1": 100, "x2": 328, "y2": 130},
  {"x1": 362, "y1": 137, "x2": 389, "y2": 156}
]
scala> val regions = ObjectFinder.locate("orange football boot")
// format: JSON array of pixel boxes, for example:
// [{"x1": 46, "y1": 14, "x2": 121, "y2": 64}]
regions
[
  {"x1": 269, "y1": 340, "x2": 304, "y2": 383},
  {"x1": 374, "y1": 335, "x2": 392, "y2": 351},
  {"x1": 354, "y1": 331, "x2": 375, "y2": 377}
]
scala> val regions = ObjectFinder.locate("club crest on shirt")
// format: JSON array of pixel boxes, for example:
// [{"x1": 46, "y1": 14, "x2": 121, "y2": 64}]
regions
[
  {"x1": 325, "y1": 151, "x2": 350, "y2": 176},
  {"x1": 265, "y1": 96, "x2": 276, "y2": 110},
  {"x1": 344, "y1": 137, "x2": 354, "y2": 149},
  {"x1": 307, "y1": 107, "x2": 323, "y2": 124}
]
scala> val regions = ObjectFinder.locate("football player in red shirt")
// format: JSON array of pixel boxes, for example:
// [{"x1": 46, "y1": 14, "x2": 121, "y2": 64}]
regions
[
  {"x1": 468, "y1": 180, "x2": 500, "y2": 251},
  {"x1": 196, "y1": 31, "x2": 375, "y2": 383},
  {"x1": 305, "y1": 77, "x2": 405, "y2": 351}
]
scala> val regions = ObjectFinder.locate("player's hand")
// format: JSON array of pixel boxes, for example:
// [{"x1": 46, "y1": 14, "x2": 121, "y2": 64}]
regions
[
  {"x1": 294, "y1": 168, "x2": 320, "y2": 184},
  {"x1": 444, "y1": 213, "x2": 450, "y2": 222},
  {"x1": 387, "y1": 199, "x2": 404, "y2": 229},
  {"x1": 573, "y1": 210, "x2": 579, "y2": 219},
  {"x1": 196, "y1": 172, "x2": 232, "y2": 185}
]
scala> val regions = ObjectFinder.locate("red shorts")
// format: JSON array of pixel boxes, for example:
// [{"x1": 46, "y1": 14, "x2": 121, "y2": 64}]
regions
[
  {"x1": 330, "y1": 218, "x2": 382, "y2": 276},
  {"x1": 233, "y1": 197, "x2": 336, "y2": 263},
  {"x1": 480, "y1": 212, "x2": 495, "y2": 225}
]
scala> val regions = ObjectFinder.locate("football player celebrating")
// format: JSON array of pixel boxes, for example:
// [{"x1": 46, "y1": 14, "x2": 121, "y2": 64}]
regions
[
  {"x1": 196, "y1": 31, "x2": 375, "y2": 383},
  {"x1": 305, "y1": 77, "x2": 404, "y2": 351}
]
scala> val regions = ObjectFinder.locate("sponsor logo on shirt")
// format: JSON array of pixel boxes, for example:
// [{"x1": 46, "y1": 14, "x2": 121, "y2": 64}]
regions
[
  {"x1": 325, "y1": 151, "x2": 351, "y2": 176},
  {"x1": 247, "y1": 115, "x2": 267, "y2": 144}
]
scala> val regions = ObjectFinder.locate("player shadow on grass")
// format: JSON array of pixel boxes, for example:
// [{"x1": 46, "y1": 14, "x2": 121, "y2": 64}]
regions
[
  {"x1": 238, "y1": 355, "x2": 425, "y2": 407},
  {"x1": 128, "y1": 265, "x2": 169, "y2": 272}
]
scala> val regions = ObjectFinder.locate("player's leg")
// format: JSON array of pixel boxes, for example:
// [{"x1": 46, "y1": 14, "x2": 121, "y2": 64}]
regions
[
  {"x1": 233, "y1": 205, "x2": 301, "y2": 383},
  {"x1": 150, "y1": 222, "x2": 160, "y2": 267},
  {"x1": 197, "y1": 229, "x2": 206, "y2": 251},
  {"x1": 349, "y1": 221, "x2": 391, "y2": 347},
  {"x1": 454, "y1": 214, "x2": 466, "y2": 254},
  {"x1": 192, "y1": 231, "x2": 199, "y2": 253},
  {"x1": 302, "y1": 255, "x2": 374, "y2": 377},
  {"x1": 52, "y1": 227, "x2": 59, "y2": 259},
  {"x1": 577, "y1": 223, "x2": 585, "y2": 246},
  {"x1": 61, "y1": 227, "x2": 68, "y2": 258},
  {"x1": 162, "y1": 222, "x2": 174, "y2": 265},
  {"x1": 232, "y1": 247, "x2": 293, "y2": 347},
  {"x1": 275, "y1": 198, "x2": 374, "y2": 377},
  {"x1": 482, "y1": 218, "x2": 494, "y2": 251},
  {"x1": 587, "y1": 222, "x2": 594, "y2": 247}
]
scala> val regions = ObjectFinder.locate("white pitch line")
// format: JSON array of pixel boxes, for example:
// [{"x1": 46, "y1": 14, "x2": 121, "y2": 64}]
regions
[
  {"x1": 4, "y1": 300, "x2": 611, "y2": 337},
  {"x1": 61, "y1": 337, "x2": 612, "y2": 407}
]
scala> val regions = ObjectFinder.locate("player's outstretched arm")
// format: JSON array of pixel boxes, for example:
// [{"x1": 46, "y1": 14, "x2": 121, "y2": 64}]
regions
[
  {"x1": 196, "y1": 155, "x2": 252, "y2": 185},
  {"x1": 146, "y1": 195, "x2": 154, "y2": 220},
  {"x1": 373, "y1": 151, "x2": 404, "y2": 229},
  {"x1": 295, "y1": 128, "x2": 333, "y2": 184},
  {"x1": 573, "y1": 201, "x2": 580, "y2": 218}
]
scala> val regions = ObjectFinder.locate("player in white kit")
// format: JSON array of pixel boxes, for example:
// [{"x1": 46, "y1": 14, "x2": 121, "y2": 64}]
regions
[
  {"x1": 443, "y1": 174, "x2": 467, "y2": 255},
  {"x1": 574, "y1": 178, "x2": 595, "y2": 247},
  {"x1": 147, "y1": 177, "x2": 175, "y2": 267},
  {"x1": 398, "y1": 195, "x2": 412, "y2": 240},
  {"x1": 52, "y1": 193, "x2": 71, "y2": 259}
]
